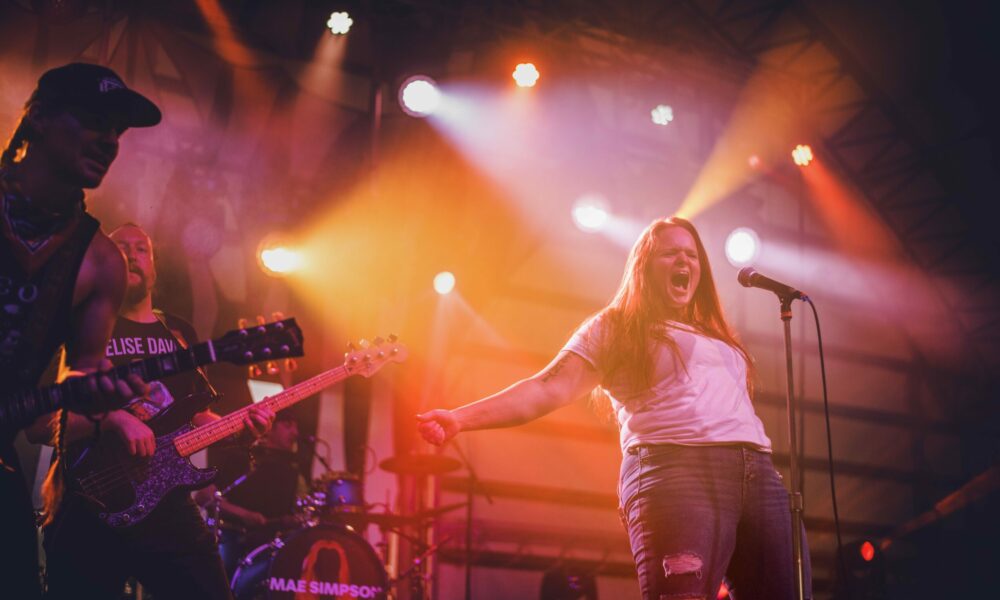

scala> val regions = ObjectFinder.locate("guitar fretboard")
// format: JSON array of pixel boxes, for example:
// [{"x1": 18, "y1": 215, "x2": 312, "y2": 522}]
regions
[
  {"x1": 173, "y1": 364, "x2": 350, "y2": 456},
  {"x1": 0, "y1": 341, "x2": 216, "y2": 431}
]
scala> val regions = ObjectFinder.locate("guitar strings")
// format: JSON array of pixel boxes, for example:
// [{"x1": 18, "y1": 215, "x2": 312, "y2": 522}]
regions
[{"x1": 73, "y1": 364, "x2": 356, "y2": 501}]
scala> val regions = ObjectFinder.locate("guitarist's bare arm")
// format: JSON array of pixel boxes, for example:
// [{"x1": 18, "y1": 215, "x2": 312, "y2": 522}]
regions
[
  {"x1": 66, "y1": 233, "x2": 146, "y2": 394},
  {"x1": 25, "y1": 234, "x2": 148, "y2": 447}
]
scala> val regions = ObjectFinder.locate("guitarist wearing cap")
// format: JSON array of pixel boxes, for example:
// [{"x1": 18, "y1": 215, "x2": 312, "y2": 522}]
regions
[
  {"x1": 0, "y1": 62, "x2": 155, "y2": 600},
  {"x1": 29, "y1": 222, "x2": 275, "y2": 599}
]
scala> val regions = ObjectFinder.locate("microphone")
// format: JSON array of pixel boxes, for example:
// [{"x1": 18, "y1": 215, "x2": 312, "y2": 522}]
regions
[{"x1": 737, "y1": 267, "x2": 807, "y2": 300}]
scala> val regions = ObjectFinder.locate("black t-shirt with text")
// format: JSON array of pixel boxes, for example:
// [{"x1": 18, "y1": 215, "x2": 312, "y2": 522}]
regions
[{"x1": 106, "y1": 314, "x2": 206, "y2": 421}]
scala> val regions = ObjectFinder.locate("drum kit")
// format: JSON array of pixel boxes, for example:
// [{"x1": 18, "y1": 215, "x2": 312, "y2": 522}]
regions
[{"x1": 218, "y1": 453, "x2": 463, "y2": 600}]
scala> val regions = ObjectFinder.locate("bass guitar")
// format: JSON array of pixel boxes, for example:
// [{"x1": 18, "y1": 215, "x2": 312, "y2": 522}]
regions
[
  {"x1": 0, "y1": 319, "x2": 304, "y2": 435},
  {"x1": 66, "y1": 335, "x2": 407, "y2": 527}
]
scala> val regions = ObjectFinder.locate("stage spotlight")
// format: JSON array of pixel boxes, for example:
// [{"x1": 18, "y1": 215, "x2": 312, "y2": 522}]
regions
[
  {"x1": 572, "y1": 195, "x2": 610, "y2": 233},
  {"x1": 326, "y1": 11, "x2": 352, "y2": 35},
  {"x1": 399, "y1": 76, "x2": 441, "y2": 117},
  {"x1": 651, "y1": 104, "x2": 674, "y2": 126},
  {"x1": 512, "y1": 63, "x2": 540, "y2": 88},
  {"x1": 434, "y1": 271, "x2": 456, "y2": 295},
  {"x1": 725, "y1": 227, "x2": 760, "y2": 267},
  {"x1": 259, "y1": 244, "x2": 304, "y2": 276},
  {"x1": 792, "y1": 144, "x2": 813, "y2": 167}
]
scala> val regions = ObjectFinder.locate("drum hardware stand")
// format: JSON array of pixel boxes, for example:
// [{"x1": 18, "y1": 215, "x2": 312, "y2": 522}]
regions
[
  {"x1": 308, "y1": 435, "x2": 334, "y2": 471},
  {"x1": 451, "y1": 442, "x2": 493, "y2": 600},
  {"x1": 392, "y1": 536, "x2": 451, "y2": 600},
  {"x1": 208, "y1": 470, "x2": 252, "y2": 543}
]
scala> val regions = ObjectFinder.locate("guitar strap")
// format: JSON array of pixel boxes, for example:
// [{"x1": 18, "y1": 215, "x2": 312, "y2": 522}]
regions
[{"x1": 151, "y1": 310, "x2": 221, "y2": 402}]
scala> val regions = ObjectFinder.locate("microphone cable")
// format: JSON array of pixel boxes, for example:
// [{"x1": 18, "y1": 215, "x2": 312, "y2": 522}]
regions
[{"x1": 804, "y1": 296, "x2": 851, "y2": 598}]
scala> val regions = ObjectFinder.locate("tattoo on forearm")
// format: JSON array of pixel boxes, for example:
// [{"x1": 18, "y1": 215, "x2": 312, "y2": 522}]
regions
[{"x1": 540, "y1": 356, "x2": 570, "y2": 383}]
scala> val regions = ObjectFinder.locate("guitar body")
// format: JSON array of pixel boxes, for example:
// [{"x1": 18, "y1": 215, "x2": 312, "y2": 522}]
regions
[
  {"x1": 58, "y1": 331, "x2": 404, "y2": 529},
  {"x1": 66, "y1": 399, "x2": 219, "y2": 527}
]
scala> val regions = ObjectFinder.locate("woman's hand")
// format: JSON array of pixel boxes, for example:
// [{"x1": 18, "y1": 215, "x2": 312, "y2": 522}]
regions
[{"x1": 416, "y1": 409, "x2": 461, "y2": 446}]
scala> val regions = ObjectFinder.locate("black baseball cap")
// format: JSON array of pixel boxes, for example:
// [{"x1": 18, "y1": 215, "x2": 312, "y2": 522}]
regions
[{"x1": 28, "y1": 62, "x2": 161, "y2": 128}]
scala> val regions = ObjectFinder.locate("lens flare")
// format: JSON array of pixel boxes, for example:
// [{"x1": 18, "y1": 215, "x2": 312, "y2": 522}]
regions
[
  {"x1": 399, "y1": 76, "x2": 441, "y2": 117},
  {"x1": 725, "y1": 227, "x2": 760, "y2": 266},
  {"x1": 434, "y1": 271, "x2": 456, "y2": 295}
]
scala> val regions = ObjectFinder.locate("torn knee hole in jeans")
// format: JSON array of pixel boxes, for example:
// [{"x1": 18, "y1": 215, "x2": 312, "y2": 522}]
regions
[{"x1": 662, "y1": 552, "x2": 703, "y2": 580}]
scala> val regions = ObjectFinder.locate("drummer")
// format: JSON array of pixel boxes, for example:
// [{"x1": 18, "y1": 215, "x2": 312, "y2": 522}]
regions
[{"x1": 195, "y1": 411, "x2": 306, "y2": 571}]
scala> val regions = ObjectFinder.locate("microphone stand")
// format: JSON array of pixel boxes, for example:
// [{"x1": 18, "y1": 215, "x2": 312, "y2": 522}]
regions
[
  {"x1": 451, "y1": 442, "x2": 493, "y2": 600},
  {"x1": 777, "y1": 292, "x2": 807, "y2": 600}
]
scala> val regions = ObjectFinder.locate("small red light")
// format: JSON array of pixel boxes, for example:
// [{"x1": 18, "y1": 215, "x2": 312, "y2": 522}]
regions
[
  {"x1": 748, "y1": 155, "x2": 761, "y2": 169},
  {"x1": 717, "y1": 581, "x2": 730, "y2": 599},
  {"x1": 860, "y1": 540, "x2": 876, "y2": 562}
]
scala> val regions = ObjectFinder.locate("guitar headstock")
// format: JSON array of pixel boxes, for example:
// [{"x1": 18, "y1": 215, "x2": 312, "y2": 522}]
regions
[
  {"x1": 215, "y1": 318, "x2": 305, "y2": 365},
  {"x1": 344, "y1": 335, "x2": 408, "y2": 378}
]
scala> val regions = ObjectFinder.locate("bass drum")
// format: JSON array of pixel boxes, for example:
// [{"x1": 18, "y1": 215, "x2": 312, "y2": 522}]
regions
[{"x1": 231, "y1": 525, "x2": 388, "y2": 599}]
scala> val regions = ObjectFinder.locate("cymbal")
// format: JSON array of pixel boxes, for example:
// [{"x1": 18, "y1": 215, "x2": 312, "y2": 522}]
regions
[
  {"x1": 352, "y1": 511, "x2": 417, "y2": 528},
  {"x1": 379, "y1": 453, "x2": 461, "y2": 476},
  {"x1": 348, "y1": 502, "x2": 468, "y2": 529}
]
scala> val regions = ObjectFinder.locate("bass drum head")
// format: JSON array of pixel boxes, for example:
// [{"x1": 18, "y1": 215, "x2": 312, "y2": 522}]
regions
[{"x1": 231, "y1": 525, "x2": 388, "y2": 600}]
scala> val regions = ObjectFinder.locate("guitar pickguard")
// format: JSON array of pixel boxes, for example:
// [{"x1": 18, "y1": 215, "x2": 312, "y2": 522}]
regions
[{"x1": 72, "y1": 425, "x2": 217, "y2": 527}]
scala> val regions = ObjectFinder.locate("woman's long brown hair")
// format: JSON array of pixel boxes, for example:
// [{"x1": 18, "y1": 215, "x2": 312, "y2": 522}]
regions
[{"x1": 592, "y1": 217, "x2": 754, "y2": 411}]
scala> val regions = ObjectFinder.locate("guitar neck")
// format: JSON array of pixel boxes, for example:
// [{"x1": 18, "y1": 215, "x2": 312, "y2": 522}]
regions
[
  {"x1": 0, "y1": 341, "x2": 217, "y2": 432},
  {"x1": 173, "y1": 364, "x2": 350, "y2": 456}
]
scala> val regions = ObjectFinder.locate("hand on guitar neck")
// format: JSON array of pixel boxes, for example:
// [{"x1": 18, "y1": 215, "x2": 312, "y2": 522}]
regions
[
  {"x1": 67, "y1": 357, "x2": 150, "y2": 417},
  {"x1": 83, "y1": 400, "x2": 275, "y2": 458}
]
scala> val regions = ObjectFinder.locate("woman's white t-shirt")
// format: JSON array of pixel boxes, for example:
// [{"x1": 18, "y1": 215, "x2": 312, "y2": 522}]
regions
[{"x1": 562, "y1": 315, "x2": 772, "y2": 454}]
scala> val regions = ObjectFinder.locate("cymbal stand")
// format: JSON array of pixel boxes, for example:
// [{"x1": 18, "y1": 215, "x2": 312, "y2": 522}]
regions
[
  {"x1": 393, "y1": 536, "x2": 451, "y2": 600},
  {"x1": 208, "y1": 470, "x2": 251, "y2": 542},
  {"x1": 451, "y1": 442, "x2": 493, "y2": 600}
]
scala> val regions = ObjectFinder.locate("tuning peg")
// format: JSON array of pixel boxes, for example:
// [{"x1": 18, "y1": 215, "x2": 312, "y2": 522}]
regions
[
  {"x1": 358, "y1": 339, "x2": 370, "y2": 349},
  {"x1": 271, "y1": 311, "x2": 285, "y2": 322},
  {"x1": 256, "y1": 315, "x2": 266, "y2": 325},
  {"x1": 249, "y1": 364, "x2": 263, "y2": 378},
  {"x1": 266, "y1": 361, "x2": 280, "y2": 376},
  {"x1": 285, "y1": 358, "x2": 298, "y2": 372},
  {"x1": 238, "y1": 318, "x2": 248, "y2": 329},
  {"x1": 373, "y1": 336, "x2": 385, "y2": 346},
  {"x1": 346, "y1": 341, "x2": 357, "y2": 351},
  {"x1": 388, "y1": 334, "x2": 398, "y2": 342}
]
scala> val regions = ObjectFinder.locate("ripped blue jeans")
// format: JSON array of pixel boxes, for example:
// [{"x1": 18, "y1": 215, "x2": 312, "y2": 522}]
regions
[{"x1": 619, "y1": 444, "x2": 812, "y2": 600}]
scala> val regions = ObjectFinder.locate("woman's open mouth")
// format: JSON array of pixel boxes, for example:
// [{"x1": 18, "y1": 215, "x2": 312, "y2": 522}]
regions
[{"x1": 670, "y1": 271, "x2": 691, "y2": 292}]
